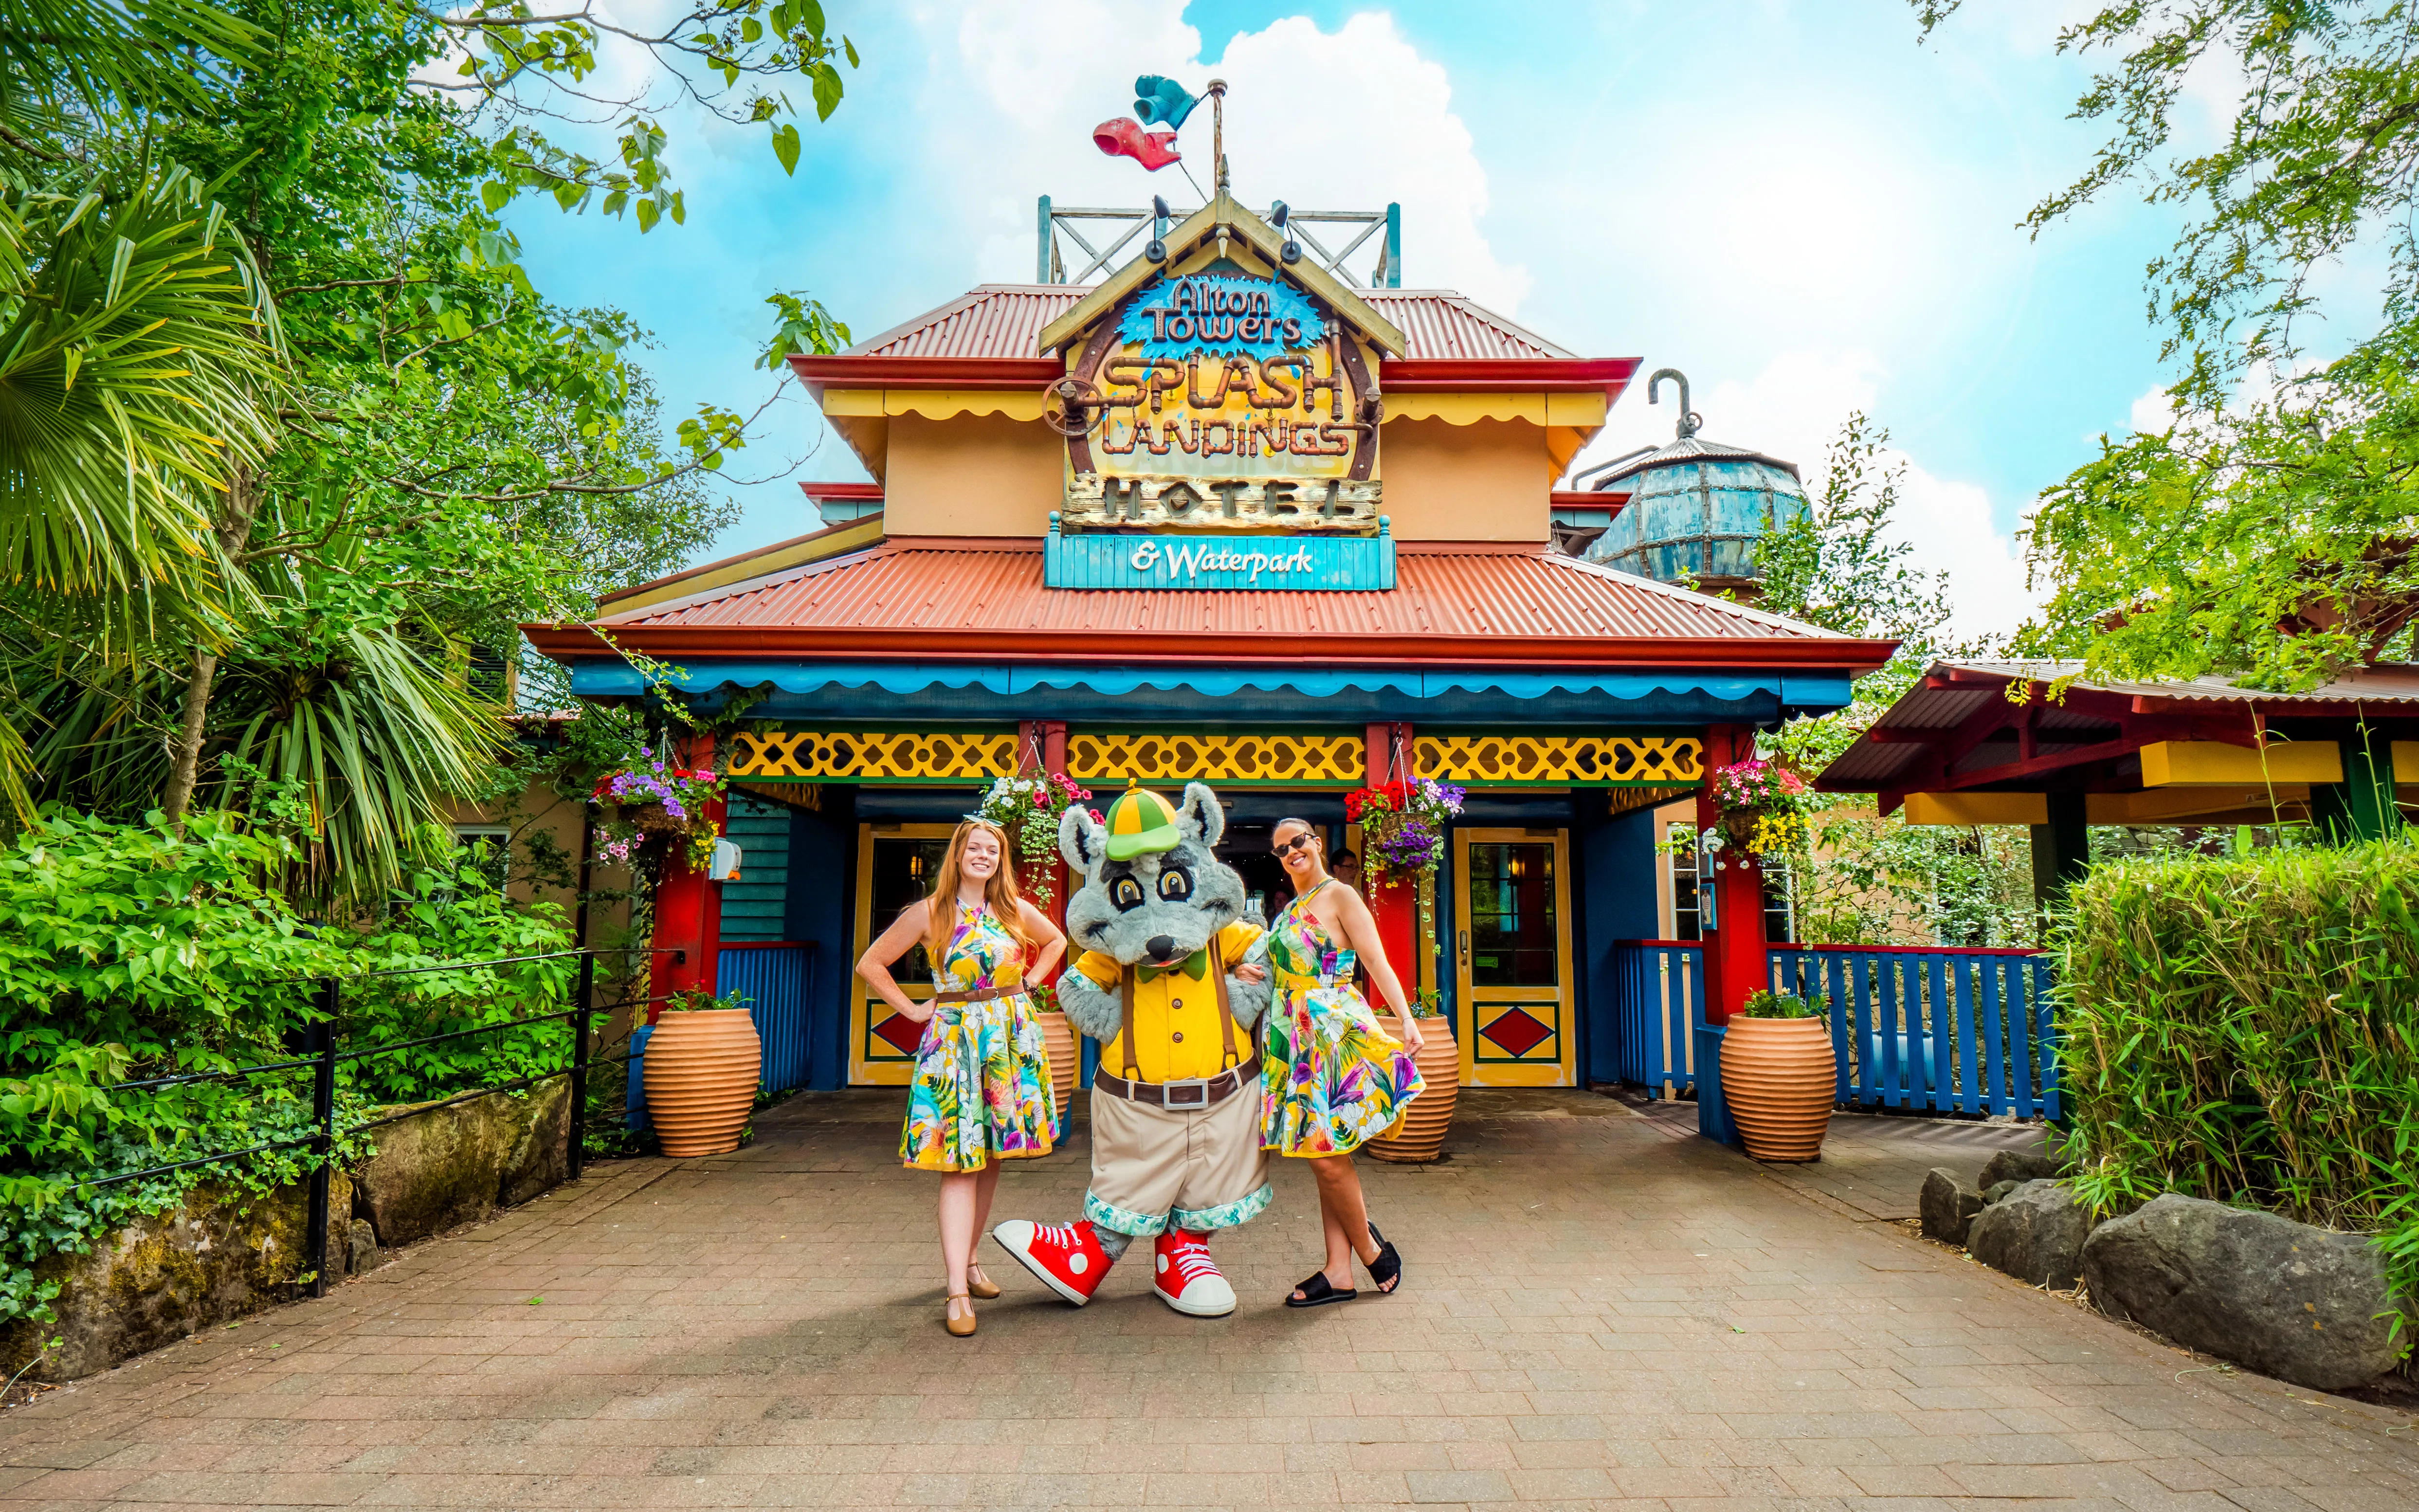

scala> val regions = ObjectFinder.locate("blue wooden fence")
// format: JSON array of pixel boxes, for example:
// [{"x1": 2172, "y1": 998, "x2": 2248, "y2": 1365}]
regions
[
  {"x1": 1767, "y1": 946, "x2": 2058, "y2": 1119},
  {"x1": 1612, "y1": 941, "x2": 1704, "y2": 1097},
  {"x1": 1608, "y1": 942, "x2": 2058, "y2": 1119},
  {"x1": 716, "y1": 943, "x2": 818, "y2": 1094}
]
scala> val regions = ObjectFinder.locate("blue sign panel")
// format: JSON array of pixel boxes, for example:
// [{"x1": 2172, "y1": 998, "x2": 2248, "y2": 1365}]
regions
[{"x1": 1044, "y1": 515, "x2": 1395, "y2": 592}]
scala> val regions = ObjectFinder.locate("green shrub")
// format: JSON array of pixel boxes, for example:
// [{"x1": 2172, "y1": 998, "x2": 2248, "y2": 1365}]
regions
[
  {"x1": 2055, "y1": 835, "x2": 2419, "y2": 1302},
  {"x1": 0, "y1": 810, "x2": 578, "y2": 1333}
]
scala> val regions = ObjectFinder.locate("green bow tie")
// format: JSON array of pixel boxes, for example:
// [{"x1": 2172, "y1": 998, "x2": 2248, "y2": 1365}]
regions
[{"x1": 1136, "y1": 949, "x2": 1210, "y2": 984}]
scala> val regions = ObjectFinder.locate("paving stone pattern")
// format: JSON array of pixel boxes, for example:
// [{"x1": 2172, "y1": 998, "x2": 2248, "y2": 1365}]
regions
[{"x1": 3, "y1": 1088, "x2": 2414, "y2": 1510}]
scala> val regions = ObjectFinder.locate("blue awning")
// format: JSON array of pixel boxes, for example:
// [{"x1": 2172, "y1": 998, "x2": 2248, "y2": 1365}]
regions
[{"x1": 566, "y1": 659, "x2": 1855, "y2": 725}]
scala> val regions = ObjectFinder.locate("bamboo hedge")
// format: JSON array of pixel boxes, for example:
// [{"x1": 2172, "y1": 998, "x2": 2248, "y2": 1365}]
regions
[{"x1": 2055, "y1": 836, "x2": 2419, "y2": 1301}]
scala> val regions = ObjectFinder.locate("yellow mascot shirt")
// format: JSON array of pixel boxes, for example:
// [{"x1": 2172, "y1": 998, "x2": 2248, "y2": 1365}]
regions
[{"x1": 1073, "y1": 921, "x2": 1264, "y2": 1083}]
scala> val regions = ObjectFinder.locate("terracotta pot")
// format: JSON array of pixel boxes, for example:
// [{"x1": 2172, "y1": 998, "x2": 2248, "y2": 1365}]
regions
[
  {"x1": 1720, "y1": 1015, "x2": 1834, "y2": 1162},
  {"x1": 643, "y1": 1008, "x2": 762, "y2": 1157},
  {"x1": 1364, "y1": 1015, "x2": 1460, "y2": 1164},
  {"x1": 1032, "y1": 1009, "x2": 1078, "y2": 1116}
]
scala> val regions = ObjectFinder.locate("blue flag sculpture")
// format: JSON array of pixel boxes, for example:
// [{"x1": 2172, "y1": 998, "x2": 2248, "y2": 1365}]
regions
[{"x1": 1133, "y1": 74, "x2": 1200, "y2": 131}]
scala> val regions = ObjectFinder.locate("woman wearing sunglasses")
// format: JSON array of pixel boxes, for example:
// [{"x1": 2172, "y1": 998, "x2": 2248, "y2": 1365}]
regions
[{"x1": 1259, "y1": 818, "x2": 1424, "y2": 1306}]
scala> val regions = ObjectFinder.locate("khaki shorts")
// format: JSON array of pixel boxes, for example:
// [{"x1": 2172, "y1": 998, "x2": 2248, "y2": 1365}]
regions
[{"x1": 1083, "y1": 1085, "x2": 1273, "y2": 1237}]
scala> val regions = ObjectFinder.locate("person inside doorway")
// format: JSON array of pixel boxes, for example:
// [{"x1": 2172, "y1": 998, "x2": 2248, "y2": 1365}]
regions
[
  {"x1": 855, "y1": 818, "x2": 1066, "y2": 1337},
  {"x1": 1330, "y1": 848, "x2": 1361, "y2": 892},
  {"x1": 1260, "y1": 818, "x2": 1424, "y2": 1307}
]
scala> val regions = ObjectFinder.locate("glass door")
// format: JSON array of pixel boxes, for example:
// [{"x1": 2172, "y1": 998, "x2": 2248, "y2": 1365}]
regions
[
  {"x1": 849, "y1": 823, "x2": 953, "y2": 1085},
  {"x1": 1453, "y1": 828, "x2": 1575, "y2": 1088}
]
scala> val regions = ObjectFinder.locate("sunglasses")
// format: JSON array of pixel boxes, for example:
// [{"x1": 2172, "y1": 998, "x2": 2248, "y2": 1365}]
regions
[{"x1": 1273, "y1": 834, "x2": 1317, "y2": 856}]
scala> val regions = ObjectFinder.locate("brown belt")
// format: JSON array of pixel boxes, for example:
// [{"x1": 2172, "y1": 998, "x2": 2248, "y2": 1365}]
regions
[
  {"x1": 929, "y1": 984, "x2": 1022, "y2": 1006},
  {"x1": 1092, "y1": 1054, "x2": 1261, "y2": 1110}
]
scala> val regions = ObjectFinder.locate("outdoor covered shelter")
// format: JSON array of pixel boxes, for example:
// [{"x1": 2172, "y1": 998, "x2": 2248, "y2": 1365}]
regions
[{"x1": 1817, "y1": 659, "x2": 2419, "y2": 908}]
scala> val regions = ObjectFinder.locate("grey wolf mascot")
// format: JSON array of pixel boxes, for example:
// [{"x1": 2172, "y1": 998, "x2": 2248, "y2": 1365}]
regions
[{"x1": 991, "y1": 781, "x2": 1272, "y2": 1315}]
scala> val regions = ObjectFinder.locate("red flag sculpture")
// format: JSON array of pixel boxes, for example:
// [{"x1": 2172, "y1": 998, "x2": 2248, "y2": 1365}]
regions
[{"x1": 1093, "y1": 117, "x2": 1181, "y2": 171}]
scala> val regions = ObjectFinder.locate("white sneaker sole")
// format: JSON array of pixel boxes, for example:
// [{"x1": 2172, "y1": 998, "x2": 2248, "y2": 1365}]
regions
[
  {"x1": 1155, "y1": 1280, "x2": 1237, "y2": 1317},
  {"x1": 991, "y1": 1221, "x2": 1101, "y2": 1307}
]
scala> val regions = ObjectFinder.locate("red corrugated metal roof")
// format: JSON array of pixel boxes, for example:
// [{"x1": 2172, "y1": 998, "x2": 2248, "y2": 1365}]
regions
[
  {"x1": 535, "y1": 539, "x2": 1891, "y2": 671},
  {"x1": 844, "y1": 285, "x2": 1574, "y2": 362}
]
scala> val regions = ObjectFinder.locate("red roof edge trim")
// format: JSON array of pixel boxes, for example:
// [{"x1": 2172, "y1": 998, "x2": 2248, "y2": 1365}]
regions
[
  {"x1": 1382, "y1": 358, "x2": 1641, "y2": 392},
  {"x1": 786, "y1": 354, "x2": 1063, "y2": 390},
  {"x1": 1550, "y1": 490, "x2": 1629, "y2": 510},
  {"x1": 596, "y1": 515, "x2": 879, "y2": 607},
  {"x1": 799, "y1": 481, "x2": 883, "y2": 502}
]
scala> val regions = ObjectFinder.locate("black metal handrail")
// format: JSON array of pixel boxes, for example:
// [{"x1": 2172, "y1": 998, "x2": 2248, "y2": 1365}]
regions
[{"x1": 61, "y1": 946, "x2": 686, "y2": 1297}]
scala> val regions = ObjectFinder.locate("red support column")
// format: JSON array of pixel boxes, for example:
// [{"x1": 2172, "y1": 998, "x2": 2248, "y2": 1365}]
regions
[
  {"x1": 1363, "y1": 721, "x2": 1419, "y2": 988},
  {"x1": 1018, "y1": 720, "x2": 1073, "y2": 941},
  {"x1": 1697, "y1": 724, "x2": 1769, "y2": 1024},
  {"x1": 647, "y1": 734, "x2": 726, "y2": 1024}
]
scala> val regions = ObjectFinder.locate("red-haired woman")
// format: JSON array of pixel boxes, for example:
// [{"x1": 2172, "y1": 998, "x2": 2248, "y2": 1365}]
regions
[{"x1": 858, "y1": 818, "x2": 1065, "y2": 1336}]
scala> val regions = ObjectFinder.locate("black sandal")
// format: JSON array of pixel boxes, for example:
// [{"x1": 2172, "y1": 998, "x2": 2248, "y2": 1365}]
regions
[
  {"x1": 1363, "y1": 1221, "x2": 1403, "y2": 1295},
  {"x1": 1284, "y1": 1271, "x2": 1356, "y2": 1308}
]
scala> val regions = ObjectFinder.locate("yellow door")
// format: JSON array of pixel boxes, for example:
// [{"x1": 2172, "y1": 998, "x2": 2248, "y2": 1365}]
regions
[
  {"x1": 850, "y1": 823, "x2": 955, "y2": 1085},
  {"x1": 1454, "y1": 828, "x2": 1575, "y2": 1088}
]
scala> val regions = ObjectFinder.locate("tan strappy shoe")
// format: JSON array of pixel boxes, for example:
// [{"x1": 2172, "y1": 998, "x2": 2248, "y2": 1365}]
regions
[
  {"x1": 944, "y1": 1291, "x2": 977, "y2": 1337},
  {"x1": 965, "y1": 1263, "x2": 1001, "y2": 1300}
]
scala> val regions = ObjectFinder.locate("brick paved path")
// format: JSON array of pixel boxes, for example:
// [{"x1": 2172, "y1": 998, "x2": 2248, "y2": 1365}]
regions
[{"x1": 4, "y1": 1089, "x2": 2415, "y2": 1510}]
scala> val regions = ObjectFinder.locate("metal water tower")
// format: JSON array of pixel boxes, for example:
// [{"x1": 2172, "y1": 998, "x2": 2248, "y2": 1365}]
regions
[{"x1": 1573, "y1": 369, "x2": 1812, "y2": 596}]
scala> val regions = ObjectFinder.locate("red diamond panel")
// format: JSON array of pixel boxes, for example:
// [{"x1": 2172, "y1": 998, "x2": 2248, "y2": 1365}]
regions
[
  {"x1": 1479, "y1": 1006, "x2": 1553, "y2": 1058},
  {"x1": 872, "y1": 1013, "x2": 924, "y2": 1055}
]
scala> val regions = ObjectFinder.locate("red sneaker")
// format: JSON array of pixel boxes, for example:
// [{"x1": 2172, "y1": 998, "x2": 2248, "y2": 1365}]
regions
[
  {"x1": 1153, "y1": 1228, "x2": 1236, "y2": 1317},
  {"x1": 992, "y1": 1219, "x2": 1113, "y2": 1306}
]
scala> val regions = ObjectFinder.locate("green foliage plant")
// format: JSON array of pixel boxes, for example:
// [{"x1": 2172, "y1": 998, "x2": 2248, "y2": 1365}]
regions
[
  {"x1": 1739, "y1": 989, "x2": 1826, "y2": 1021},
  {"x1": 0, "y1": 808, "x2": 575, "y2": 1332},
  {"x1": 2055, "y1": 835, "x2": 2419, "y2": 1310}
]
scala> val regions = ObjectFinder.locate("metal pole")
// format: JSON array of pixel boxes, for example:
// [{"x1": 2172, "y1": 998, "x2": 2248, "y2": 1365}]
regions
[
  {"x1": 1036, "y1": 195, "x2": 1053, "y2": 283},
  {"x1": 568, "y1": 950, "x2": 595, "y2": 1182},
  {"x1": 305, "y1": 979, "x2": 338, "y2": 1298}
]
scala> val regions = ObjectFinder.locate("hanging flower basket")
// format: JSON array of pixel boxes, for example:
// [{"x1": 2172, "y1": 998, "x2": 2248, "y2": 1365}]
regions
[
  {"x1": 1706, "y1": 758, "x2": 1813, "y2": 863},
  {"x1": 974, "y1": 771, "x2": 1092, "y2": 907},
  {"x1": 592, "y1": 753, "x2": 726, "y2": 871},
  {"x1": 1345, "y1": 778, "x2": 1466, "y2": 932}
]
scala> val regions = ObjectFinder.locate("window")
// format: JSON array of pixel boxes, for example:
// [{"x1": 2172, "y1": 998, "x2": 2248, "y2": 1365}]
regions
[
  {"x1": 453, "y1": 825, "x2": 511, "y2": 890},
  {"x1": 1668, "y1": 821, "x2": 1701, "y2": 941},
  {"x1": 1666, "y1": 821, "x2": 1793, "y2": 942}
]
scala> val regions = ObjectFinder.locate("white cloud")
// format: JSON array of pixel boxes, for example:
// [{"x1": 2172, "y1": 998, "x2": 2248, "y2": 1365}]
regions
[
  {"x1": 1568, "y1": 350, "x2": 2038, "y2": 646},
  {"x1": 906, "y1": 2, "x2": 1524, "y2": 307}
]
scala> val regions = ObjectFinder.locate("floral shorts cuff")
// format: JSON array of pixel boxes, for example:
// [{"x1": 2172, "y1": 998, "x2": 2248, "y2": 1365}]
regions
[
  {"x1": 1084, "y1": 1191, "x2": 1170, "y2": 1238},
  {"x1": 1170, "y1": 1182, "x2": 1273, "y2": 1233}
]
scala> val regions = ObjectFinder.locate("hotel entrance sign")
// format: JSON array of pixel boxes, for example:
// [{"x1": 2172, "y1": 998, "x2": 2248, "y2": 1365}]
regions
[
  {"x1": 1044, "y1": 514, "x2": 1395, "y2": 591},
  {"x1": 1060, "y1": 269, "x2": 1382, "y2": 534}
]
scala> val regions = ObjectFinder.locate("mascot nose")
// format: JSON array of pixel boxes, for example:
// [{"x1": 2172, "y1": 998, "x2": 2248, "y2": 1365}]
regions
[{"x1": 1146, "y1": 934, "x2": 1178, "y2": 962}]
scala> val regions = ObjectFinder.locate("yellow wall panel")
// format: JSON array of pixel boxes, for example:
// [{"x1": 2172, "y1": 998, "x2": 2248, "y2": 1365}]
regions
[{"x1": 2139, "y1": 740, "x2": 2343, "y2": 786}]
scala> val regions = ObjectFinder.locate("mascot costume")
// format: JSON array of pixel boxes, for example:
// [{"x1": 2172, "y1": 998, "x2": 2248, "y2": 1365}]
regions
[{"x1": 992, "y1": 781, "x2": 1271, "y2": 1316}]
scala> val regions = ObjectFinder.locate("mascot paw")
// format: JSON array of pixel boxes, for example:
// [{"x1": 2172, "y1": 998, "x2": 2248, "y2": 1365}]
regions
[{"x1": 993, "y1": 1219, "x2": 1113, "y2": 1306}]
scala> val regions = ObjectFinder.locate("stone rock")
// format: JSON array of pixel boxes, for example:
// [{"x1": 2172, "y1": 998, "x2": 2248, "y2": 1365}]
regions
[
  {"x1": 353, "y1": 1081, "x2": 570, "y2": 1247},
  {"x1": 1920, "y1": 1167, "x2": 1984, "y2": 1246},
  {"x1": 1967, "y1": 1179, "x2": 2094, "y2": 1289},
  {"x1": 1983, "y1": 1180, "x2": 2023, "y2": 1206},
  {"x1": 347, "y1": 1219, "x2": 382, "y2": 1275},
  {"x1": 0, "y1": 1172, "x2": 348, "y2": 1385},
  {"x1": 2082, "y1": 1193, "x2": 2415, "y2": 1393},
  {"x1": 1980, "y1": 1147, "x2": 2062, "y2": 1190}
]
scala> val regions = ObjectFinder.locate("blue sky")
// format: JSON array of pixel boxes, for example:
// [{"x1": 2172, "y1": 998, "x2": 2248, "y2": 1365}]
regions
[{"x1": 505, "y1": 0, "x2": 2214, "y2": 640}]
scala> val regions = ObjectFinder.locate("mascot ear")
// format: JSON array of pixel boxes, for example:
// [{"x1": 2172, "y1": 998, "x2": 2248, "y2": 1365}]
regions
[
  {"x1": 1059, "y1": 803, "x2": 1108, "y2": 874},
  {"x1": 1176, "y1": 781, "x2": 1226, "y2": 849}
]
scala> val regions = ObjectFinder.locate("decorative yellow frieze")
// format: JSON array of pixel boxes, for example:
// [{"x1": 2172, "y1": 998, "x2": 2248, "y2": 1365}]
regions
[
  {"x1": 1068, "y1": 731, "x2": 1365, "y2": 786},
  {"x1": 1417, "y1": 733, "x2": 1703, "y2": 787},
  {"x1": 727, "y1": 730, "x2": 1019, "y2": 783}
]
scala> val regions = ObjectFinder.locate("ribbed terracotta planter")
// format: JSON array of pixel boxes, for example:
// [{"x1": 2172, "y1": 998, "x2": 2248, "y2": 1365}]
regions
[
  {"x1": 1720, "y1": 1016, "x2": 1834, "y2": 1162},
  {"x1": 1364, "y1": 1016, "x2": 1460, "y2": 1164},
  {"x1": 1032, "y1": 1009, "x2": 1078, "y2": 1117},
  {"x1": 643, "y1": 1008, "x2": 762, "y2": 1157}
]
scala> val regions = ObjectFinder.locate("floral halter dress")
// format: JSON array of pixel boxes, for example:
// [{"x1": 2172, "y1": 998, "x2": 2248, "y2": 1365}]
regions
[
  {"x1": 898, "y1": 901, "x2": 1060, "y2": 1172},
  {"x1": 1260, "y1": 881, "x2": 1424, "y2": 1158}
]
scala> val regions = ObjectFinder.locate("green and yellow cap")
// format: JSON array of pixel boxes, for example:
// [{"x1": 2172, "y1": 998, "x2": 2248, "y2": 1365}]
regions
[{"x1": 1103, "y1": 779, "x2": 1181, "y2": 861}]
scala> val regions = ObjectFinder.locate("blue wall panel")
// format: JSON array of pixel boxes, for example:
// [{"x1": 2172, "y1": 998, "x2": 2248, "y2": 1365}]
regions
[
  {"x1": 785, "y1": 789, "x2": 857, "y2": 1090},
  {"x1": 1581, "y1": 803, "x2": 1662, "y2": 1085}
]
